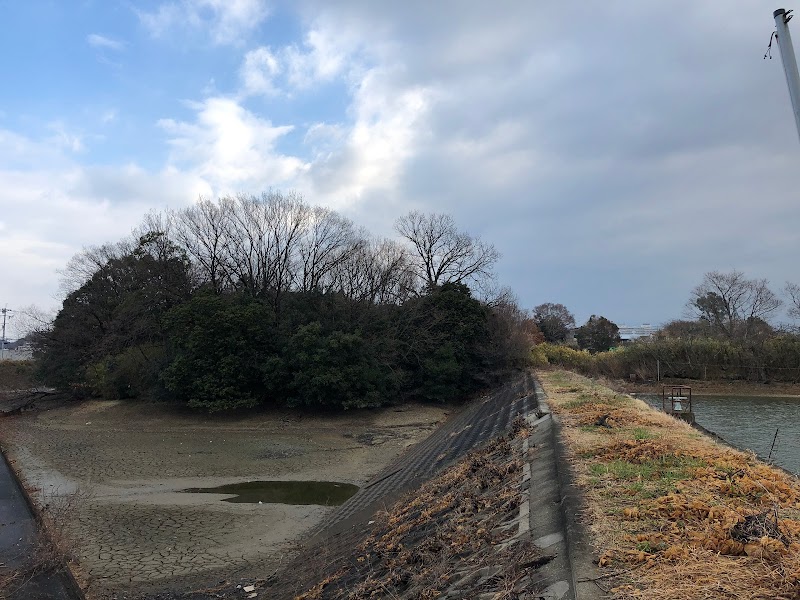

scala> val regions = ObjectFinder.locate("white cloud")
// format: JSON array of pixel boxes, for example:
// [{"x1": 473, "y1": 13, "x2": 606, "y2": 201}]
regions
[
  {"x1": 138, "y1": 0, "x2": 270, "y2": 46},
  {"x1": 0, "y1": 130, "x2": 204, "y2": 310},
  {"x1": 46, "y1": 122, "x2": 84, "y2": 153},
  {"x1": 158, "y1": 97, "x2": 308, "y2": 194},
  {"x1": 284, "y1": 28, "x2": 350, "y2": 90},
  {"x1": 240, "y1": 47, "x2": 282, "y2": 96},
  {"x1": 306, "y1": 68, "x2": 431, "y2": 203},
  {"x1": 8, "y1": 0, "x2": 800, "y2": 326},
  {"x1": 239, "y1": 27, "x2": 359, "y2": 98},
  {"x1": 86, "y1": 33, "x2": 125, "y2": 51},
  {"x1": 0, "y1": 129, "x2": 68, "y2": 169},
  {"x1": 232, "y1": 19, "x2": 431, "y2": 209}
]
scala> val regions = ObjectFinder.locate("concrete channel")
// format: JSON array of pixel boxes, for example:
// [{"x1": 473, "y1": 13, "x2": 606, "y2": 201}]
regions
[{"x1": 0, "y1": 448, "x2": 82, "y2": 599}]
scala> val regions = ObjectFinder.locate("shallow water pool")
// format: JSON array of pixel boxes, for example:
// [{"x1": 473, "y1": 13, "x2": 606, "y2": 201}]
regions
[{"x1": 183, "y1": 480, "x2": 359, "y2": 505}]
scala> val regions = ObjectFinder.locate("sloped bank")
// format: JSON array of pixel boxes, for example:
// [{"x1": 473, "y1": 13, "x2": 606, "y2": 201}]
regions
[
  {"x1": 538, "y1": 369, "x2": 800, "y2": 599},
  {"x1": 290, "y1": 372, "x2": 583, "y2": 600},
  {"x1": 298, "y1": 429, "x2": 540, "y2": 598}
]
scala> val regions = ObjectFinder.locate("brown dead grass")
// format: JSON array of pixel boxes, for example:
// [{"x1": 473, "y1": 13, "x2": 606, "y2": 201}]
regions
[
  {"x1": 540, "y1": 369, "x2": 800, "y2": 600},
  {"x1": 0, "y1": 483, "x2": 87, "y2": 597},
  {"x1": 297, "y1": 428, "x2": 539, "y2": 600},
  {"x1": 0, "y1": 361, "x2": 35, "y2": 391}
]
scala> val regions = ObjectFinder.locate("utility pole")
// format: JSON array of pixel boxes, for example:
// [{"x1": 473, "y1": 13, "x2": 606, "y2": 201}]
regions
[
  {"x1": 773, "y1": 9, "x2": 800, "y2": 142},
  {"x1": 0, "y1": 307, "x2": 10, "y2": 361}
]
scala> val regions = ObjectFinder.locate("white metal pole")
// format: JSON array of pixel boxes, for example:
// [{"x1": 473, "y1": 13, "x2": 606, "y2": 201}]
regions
[
  {"x1": 0, "y1": 307, "x2": 6, "y2": 361},
  {"x1": 774, "y1": 9, "x2": 800, "y2": 142}
]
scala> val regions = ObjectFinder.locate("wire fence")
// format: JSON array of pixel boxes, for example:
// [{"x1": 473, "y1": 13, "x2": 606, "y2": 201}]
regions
[{"x1": 653, "y1": 359, "x2": 800, "y2": 382}]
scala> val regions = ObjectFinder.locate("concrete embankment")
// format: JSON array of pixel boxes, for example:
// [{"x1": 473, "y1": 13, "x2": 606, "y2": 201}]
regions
[{"x1": 0, "y1": 445, "x2": 82, "y2": 599}]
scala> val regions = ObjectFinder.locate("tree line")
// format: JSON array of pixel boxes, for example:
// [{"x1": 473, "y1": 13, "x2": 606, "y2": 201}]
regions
[
  {"x1": 528, "y1": 302, "x2": 622, "y2": 353},
  {"x1": 34, "y1": 193, "x2": 530, "y2": 411},
  {"x1": 532, "y1": 270, "x2": 800, "y2": 383}
]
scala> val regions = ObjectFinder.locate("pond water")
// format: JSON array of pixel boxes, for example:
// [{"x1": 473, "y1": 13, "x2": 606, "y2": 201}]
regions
[
  {"x1": 639, "y1": 394, "x2": 800, "y2": 475},
  {"x1": 183, "y1": 480, "x2": 359, "y2": 505}
]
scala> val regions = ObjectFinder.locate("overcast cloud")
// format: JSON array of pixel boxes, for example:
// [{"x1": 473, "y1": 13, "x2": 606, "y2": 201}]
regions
[{"x1": 1, "y1": 1, "x2": 799, "y2": 339}]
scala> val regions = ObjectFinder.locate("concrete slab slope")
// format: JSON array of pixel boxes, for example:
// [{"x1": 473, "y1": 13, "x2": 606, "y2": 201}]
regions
[{"x1": 317, "y1": 372, "x2": 537, "y2": 535}]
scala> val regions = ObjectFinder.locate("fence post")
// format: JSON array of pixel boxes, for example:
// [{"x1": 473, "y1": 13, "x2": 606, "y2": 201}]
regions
[{"x1": 768, "y1": 428, "x2": 780, "y2": 462}]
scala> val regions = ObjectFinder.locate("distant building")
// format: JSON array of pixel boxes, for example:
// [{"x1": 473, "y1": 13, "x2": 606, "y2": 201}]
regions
[
  {"x1": 0, "y1": 338, "x2": 33, "y2": 361},
  {"x1": 617, "y1": 324, "x2": 658, "y2": 344}
]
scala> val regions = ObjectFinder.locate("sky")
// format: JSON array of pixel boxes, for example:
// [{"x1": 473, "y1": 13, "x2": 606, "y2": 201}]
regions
[{"x1": 2, "y1": 0, "x2": 800, "y2": 339}]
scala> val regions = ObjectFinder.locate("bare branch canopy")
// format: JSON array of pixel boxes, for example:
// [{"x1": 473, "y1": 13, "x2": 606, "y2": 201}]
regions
[{"x1": 394, "y1": 211, "x2": 499, "y2": 292}]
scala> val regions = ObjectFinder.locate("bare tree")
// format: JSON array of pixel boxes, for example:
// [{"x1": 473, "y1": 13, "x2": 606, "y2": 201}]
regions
[
  {"x1": 58, "y1": 238, "x2": 135, "y2": 298},
  {"x1": 328, "y1": 237, "x2": 413, "y2": 304},
  {"x1": 689, "y1": 270, "x2": 782, "y2": 340},
  {"x1": 298, "y1": 206, "x2": 360, "y2": 293},
  {"x1": 263, "y1": 191, "x2": 308, "y2": 311},
  {"x1": 394, "y1": 211, "x2": 499, "y2": 291},
  {"x1": 483, "y1": 291, "x2": 534, "y2": 366},
  {"x1": 532, "y1": 303, "x2": 576, "y2": 343},
  {"x1": 13, "y1": 304, "x2": 57, "y2": 337},
  {"x1": 133, "y1": 211, "x2": 177, "y2": 259},
  {"x1": 173, "y1": 198, "x2": 234, "y2": 294},
  {"x1": 786, "y1": 282, "x2": 800, "y2": 321}
]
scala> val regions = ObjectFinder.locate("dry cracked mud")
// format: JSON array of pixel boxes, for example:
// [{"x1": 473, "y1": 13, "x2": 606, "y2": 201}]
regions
[{"x1": 0, "y1": 399, "x2": 449, "y2": 599}]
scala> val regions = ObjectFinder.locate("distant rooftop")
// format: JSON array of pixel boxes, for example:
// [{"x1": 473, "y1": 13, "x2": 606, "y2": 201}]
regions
[{"x1": 618, "y1": 324, "x2": 658, "y2": 341}]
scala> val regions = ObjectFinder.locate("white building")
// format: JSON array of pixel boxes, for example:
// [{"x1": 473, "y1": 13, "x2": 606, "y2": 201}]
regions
[
  {"x1": 0, "y1": 339, "x2": 33, "y2": 361},
  {"x1": 617, "y1": 324, "x2": 658, "y2": 343}
]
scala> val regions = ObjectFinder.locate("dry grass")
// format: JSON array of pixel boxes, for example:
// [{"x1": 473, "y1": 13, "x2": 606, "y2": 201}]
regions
[
  {"x1": 0, "y1": 483, "x2": 88, "y2": 597},
  {"x1": 297, "y1": 428, "x2": 540, "y2": 599},
  {"x1": 0, "y1": 361, "x2": 35, "y2": 391},
  {"x1": 540, "y1": 369, "x2": 800, "y2": 600}
]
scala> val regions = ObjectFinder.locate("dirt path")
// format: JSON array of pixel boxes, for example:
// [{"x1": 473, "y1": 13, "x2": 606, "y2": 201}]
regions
[{"x1": 0, "y1": 399, "x2": 449, "y2": 598}]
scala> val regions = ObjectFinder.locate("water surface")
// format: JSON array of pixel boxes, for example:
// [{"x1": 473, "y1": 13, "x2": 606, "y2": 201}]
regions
[
  {"x1": 640, "y1": 394, "x2": 800, "y2": 474},
  {"x1": 183, "y1": 480, "x2": 359, "y2": 505}
]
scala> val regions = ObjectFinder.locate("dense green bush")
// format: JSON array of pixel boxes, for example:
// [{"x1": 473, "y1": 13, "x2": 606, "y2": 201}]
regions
[
  {"x1": 37, "y1": 274, "x2": 515, "y2": 411},
  {"x1": 161, "y1": 294, "x2": 280, "y2": 411},
  {"x1": 285, "y1": 324, "x2": 392, "y2": 409},
  {"x1": 405, "y1": 282, "x2": 489, "y2": 401},
  {"x1": 35, "y1": 233, "x2": 191, "y2": 397}
]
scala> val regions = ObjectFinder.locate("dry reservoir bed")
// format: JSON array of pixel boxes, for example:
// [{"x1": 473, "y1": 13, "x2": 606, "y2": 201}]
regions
[{"x1": 0, "y1": 399, "x2": 448, "y2": 598}]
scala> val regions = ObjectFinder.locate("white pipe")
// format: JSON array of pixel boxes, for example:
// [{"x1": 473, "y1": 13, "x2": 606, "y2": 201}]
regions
[{"x1": 774, "y1": 9, "x2": 800, "y2": 142}]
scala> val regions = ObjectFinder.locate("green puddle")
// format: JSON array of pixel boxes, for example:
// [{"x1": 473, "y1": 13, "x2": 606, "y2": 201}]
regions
[{"x1": 183, "y1": 480, "x2": 359, "y2": 505}]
